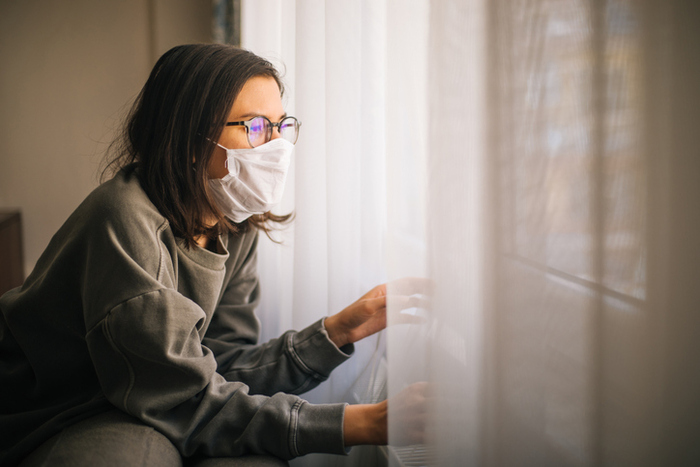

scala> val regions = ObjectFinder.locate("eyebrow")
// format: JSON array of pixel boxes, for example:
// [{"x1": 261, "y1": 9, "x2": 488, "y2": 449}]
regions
[{"x1": 233, "y1": 112, "x2": 288, "y2": 122}]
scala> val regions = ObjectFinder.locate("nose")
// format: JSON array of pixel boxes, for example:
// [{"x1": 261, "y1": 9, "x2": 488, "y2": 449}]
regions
[{"x1": 270, "y1": 123, "x2": 282, "y2": 141}]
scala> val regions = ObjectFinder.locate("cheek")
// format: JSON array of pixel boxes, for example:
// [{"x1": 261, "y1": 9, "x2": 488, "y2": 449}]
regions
[
  {"x1": 219, "y1": 127, "x2": 250, "y2": 150},
  {"x1": 207, "y1": 146, "x2": 229, "y2": 179}
]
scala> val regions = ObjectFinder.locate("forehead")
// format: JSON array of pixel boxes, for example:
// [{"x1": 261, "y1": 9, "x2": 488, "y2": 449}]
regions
[{"x1": 228, "y1": 76, "x2": 284, "y2": 120}]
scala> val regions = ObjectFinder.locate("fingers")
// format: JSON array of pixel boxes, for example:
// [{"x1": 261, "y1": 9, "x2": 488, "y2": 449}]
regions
[
  {"x1": 360, "y1": 283, "x2": 387, "y2": 300},
  {"x1": 396, "y1": 381, "x2": 432, "y2": 403},
  {"x1": 386, "y1": 277, "x2": 434, "y2": 296},
  {"x1": 358, "y1": 295, "x2": 387, "y2": 314},
  {"x1": 351, "y1": 292, "x2": 429, "y2": 332},
  {"x1": 385, "y1": 277, "x2": 434, "y2": 322},
  {"x1": 355, "y1": 294, "x2": 428, "y2": 328},
  {"x1": 388, "y1": 381, "x2": 432, "y2": 446},
  {"x1": 341, "y1": 278, "x2": 433, "y2": 340},
  {"x1": 386, "y1": 294, "x2": 430, "y2": 328},
  {"x1": 407, "y1": 381, "x2": 432, "y2": 398},
  {"x1": 358, "y1": 278, "x2": 432, "y2": 310},
  {"x1": 386, "y1": 294, "x2": 429, "y2": 311},
  {"x1": 361, "y1": 277, "x2": 432, "y2": 301}
]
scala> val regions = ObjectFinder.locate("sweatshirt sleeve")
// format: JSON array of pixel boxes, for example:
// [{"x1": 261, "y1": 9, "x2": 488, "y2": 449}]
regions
[
  {"x1": 204, "y1": 234, "x2": 354, "y2": 396},
  {"x1": 85, "y1": 288, "x2": 348, "y2": 459}
]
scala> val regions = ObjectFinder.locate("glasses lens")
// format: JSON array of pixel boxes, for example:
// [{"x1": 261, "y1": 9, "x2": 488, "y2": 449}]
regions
[
  {"x1": 279, "y1": 117, "x2": 299, "y2": 144},
  {"x1": 247, "y1": 117, "x2": 271, "y2": 147}
]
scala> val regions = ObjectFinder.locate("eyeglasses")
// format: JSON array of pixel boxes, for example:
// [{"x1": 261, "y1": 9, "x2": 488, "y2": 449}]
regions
[{"x1": 226, "y1": 116, "x2": 300, "y2": 148}]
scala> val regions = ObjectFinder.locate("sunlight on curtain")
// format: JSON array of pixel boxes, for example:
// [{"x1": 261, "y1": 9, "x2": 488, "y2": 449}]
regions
[
  {"x1": 240, "y1": 0, "x2": 700, "y2": 465},
  {"x1": 487, "y1": 0, "x2": 648, "y2": 464},
  {"x1": 241, "y1": 1, "x2": 393, "y2": 465},
  {"x1": 386, "y1": 0, "x2": 700, "y2": 466},
  {"x1": 387, "y1": 1, "x2": 485, "y2": 465}
]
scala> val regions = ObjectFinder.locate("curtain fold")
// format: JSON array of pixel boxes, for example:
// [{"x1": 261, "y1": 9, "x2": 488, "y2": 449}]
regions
[
  {"x1": 240, "y1": 0, "x2": 700, "y2": 465},
  {"x1": 387, "y1": 0, "x2": 700, "y2": 466},
  {"x1": 241, "y1": 1, "x2": 391, "y2": 465}
]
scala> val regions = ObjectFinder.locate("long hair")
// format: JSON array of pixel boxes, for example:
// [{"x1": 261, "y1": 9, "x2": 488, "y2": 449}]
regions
[{"x1": 103, "y1": 44, "x2": 292, "y2": 247}]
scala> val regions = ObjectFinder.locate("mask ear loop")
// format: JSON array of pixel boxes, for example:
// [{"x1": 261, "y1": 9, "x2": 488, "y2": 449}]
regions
[
  {"x1": 215, "y1": 143, "x2": 234, "y2": 171},
  {"x1": 196, "y1": 137, "x2": 233, "y2": 173}
]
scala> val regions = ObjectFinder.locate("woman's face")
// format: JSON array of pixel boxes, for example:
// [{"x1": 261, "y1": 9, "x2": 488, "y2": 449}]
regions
[{"x1": 207, "y1": 76, "x2": 285, "y2": 180}]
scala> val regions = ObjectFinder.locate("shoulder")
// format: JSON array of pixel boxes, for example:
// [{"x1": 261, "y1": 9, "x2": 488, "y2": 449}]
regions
[
  {"x1": 65, "y1": 166, "x2": 174, "y2": 277},
  {"x1": 11, "y1": 166, "x2": 178, "y2": 327},
  {"x1": 82, "y1": 166, "x2": 166, "y2": 234}
]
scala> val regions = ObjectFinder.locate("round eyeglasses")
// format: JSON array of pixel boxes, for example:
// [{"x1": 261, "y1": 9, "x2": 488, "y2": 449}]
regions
[{"x1": 226, "y1": 116, "x2": 300, "y2": 148}]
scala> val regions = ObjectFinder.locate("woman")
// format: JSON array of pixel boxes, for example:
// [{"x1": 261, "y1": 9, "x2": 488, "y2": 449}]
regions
[{"x1": 0, "y1": 44, "x2": 405, "y2": 466}]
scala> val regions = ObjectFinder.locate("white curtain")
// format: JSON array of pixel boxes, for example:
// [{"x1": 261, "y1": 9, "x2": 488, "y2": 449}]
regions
[
  {"x1": 241, "y1": 1, "x2": 402, "y2": 465},
  {"x1": 241, "y1": 0, "x2": 700, "y2": 466}
]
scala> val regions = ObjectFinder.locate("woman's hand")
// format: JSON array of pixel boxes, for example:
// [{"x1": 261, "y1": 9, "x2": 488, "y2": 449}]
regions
[
  {"x1": 324, "y1": 284, "x2": 388, "y2": 348},
  {"x1": 324, "y1": 278, "x2": 432, "y2": 348},
  {"x1": 387, "y1": 382, "x2": 430, "y2": 446},
  {"x1": 343, "y1": 382, "x2": 430, "y2": 446}
]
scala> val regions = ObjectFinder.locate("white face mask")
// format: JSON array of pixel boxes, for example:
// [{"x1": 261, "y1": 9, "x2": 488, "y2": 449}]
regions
[{"x1": 208, "y1": 138, "x2": 294, "y2": 223}]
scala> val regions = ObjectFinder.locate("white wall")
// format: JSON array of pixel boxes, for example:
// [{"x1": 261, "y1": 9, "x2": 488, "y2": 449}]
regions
[{"x1": 0, "y1": 0, "x2": 211, "y2": 275}]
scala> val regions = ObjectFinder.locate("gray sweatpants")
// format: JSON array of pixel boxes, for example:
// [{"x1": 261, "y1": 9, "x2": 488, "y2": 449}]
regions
[{"x1": 18, "y1": 410, "x2": 289, "y2": 467}]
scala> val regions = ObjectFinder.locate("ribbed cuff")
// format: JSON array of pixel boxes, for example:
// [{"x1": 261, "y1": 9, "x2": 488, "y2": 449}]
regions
[
  {"x1": 292, "y1": 401, "x2": 349, "y2": 456},
  {"x1": 290, "y1": 319, "x2": 354, "y2": 380}
]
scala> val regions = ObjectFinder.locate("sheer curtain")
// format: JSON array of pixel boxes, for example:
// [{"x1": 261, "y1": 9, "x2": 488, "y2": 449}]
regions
[
  {"x1": 240, "y1": 0, "x2": 700, "y2": 466},
  {"x1": 389, "y1": 0, "x2": 700, "y2": 466},
  {"x1": 240, "y1": 1, "x2": 398, "y2": 465}
]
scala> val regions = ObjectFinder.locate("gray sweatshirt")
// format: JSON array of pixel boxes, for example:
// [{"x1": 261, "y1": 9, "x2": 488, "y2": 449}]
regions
[{"x1": 0, "y1": 166, "x2": 352, "y2": 465}]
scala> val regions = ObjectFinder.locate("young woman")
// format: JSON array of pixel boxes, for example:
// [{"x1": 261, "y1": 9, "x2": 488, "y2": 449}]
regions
[{"x1": 0, "y1": 44, "x2": 404, "y2": 466}]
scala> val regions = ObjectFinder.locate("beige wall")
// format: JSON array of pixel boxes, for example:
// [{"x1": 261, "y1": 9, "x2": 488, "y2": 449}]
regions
[{"x1": 0, "y1": 0, "x2": 212, "y2": 275}]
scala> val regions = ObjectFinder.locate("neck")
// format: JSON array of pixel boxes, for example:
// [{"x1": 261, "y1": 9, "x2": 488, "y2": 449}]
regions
[
  {"x1": 194, "y1": 232, "x2": 219, "y2": 252},
  {"x1": 194, "y1": 235, "x2": 208, "y2": 249},
  {"x1": 195, "y1": 216, "x2": 220, "y2": 250}
]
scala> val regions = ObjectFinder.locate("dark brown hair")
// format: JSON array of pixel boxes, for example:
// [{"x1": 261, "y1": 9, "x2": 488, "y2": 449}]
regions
[{"x1": 103, "y1": 44, "x2": 292, "y2": 247}]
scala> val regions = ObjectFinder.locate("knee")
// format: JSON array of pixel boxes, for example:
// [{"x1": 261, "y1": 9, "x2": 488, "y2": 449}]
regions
[{"x1": 20, "y1": 410, "x2": 182, "y2": 467}]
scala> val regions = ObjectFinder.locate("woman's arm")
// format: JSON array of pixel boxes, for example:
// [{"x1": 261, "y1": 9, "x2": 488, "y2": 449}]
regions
[
  {"x1": 344, "y1": 403, "x2": 387, "y2": 445},
  {"x1": 88, "y1": 288, "x2": 349, "y2": 459},
  {"x1": 203, "y1": 232, "x2": 354, "y2": 396},
  {"x1": 324, "y1": 278, "x2": 431, "y2": 348},
  {"x1": 344, "y1": 382, "x2": 429, "y2": 446},
  {"x1": 323, "y1": 284, "x2": 387, "y2": 348},
  {"x1": 75, "y1": 199, "x2": 349, "y2": 459}
]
